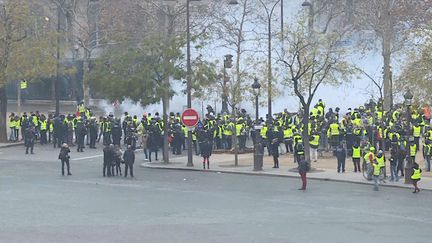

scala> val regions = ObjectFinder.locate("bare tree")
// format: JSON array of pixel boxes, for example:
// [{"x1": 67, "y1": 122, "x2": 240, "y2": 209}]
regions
[
  {"x1": 280, "y1": 17, "x2": 355, "y2": 164},
  {"x1": 316, "y1": 0, "x2": 432, "y2": 110}
]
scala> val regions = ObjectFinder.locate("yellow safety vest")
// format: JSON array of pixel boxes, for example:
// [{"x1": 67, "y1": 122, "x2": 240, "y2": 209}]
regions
[
  {"x1": 411, "y1": 168, "x2": 421, "y2": 180},
  {"x1": 260, "y1": 126, "x2": 268, "y2": 139},
  {"x1": 235, "y1": 124, "x2": 243, "y2": 136},
  {"x1": 413, "y1": 126, "x2": 421, "y2": 137},
  {"x1": 329, "y1": 123, "x2": 339, "y2": 136},
  {"x1": 41, "y1": 121, "x2": 47, "y2": 131},
  {"x1": 9, "y1": 119, "x2": 15, "y2": 128},
  {"x1": 283, "y1": 128, "x2": 293, "y2": 139},
  {"x1": 32, "y1": 116, "x2": 38, "y2": 126},
  {"x1": 309, "y1": 134, "x2": 320, "y2": 147},
  {"x1": 373, "y1": 163, "x2": 381, "y2": 176},
  {"x1": 224, "y1": 123, "x2": 233, "y2": 136},
  {"x1": 376, "y1": 155, "x2": 385, "y2": 168},
  {"x1": 352, "y1": 147, "x2": 361, "y2": 159},
  {"x1": 410, "y1": 144, "x2": 417, "y2": 157}
]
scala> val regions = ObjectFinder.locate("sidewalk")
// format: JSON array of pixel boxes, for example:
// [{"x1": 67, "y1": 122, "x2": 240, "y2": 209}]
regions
[
  {"x1": 0, "y1": 141, "x2": 24, "y2": 149},
  {"x1": 141, "y1": 151, "x2": 432, "y2": 191}
]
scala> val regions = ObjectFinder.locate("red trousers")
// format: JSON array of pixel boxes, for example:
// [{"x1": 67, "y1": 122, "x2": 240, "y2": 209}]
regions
[{"x1": 299, "y1": 172, "x2": 307, "y2": 189}]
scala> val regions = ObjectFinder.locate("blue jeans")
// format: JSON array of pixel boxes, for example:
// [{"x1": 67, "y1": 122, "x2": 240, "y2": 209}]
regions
[
  {"x1": 9, "y1": 128, "x2": 16, "y2": 141},
  {"x1": 337, "y1": 159, "x2": 345, "y2": 172},
  {"x1": 426, "y1": 156, "x2": 431, "y2": 171},
  {"x1": 390, "y1": 164, "x2": 398, "y2": 181}
]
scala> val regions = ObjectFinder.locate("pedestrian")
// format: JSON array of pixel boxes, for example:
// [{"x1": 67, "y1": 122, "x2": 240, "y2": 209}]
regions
[
  {"x1": 148, "y1": 121, "x2": 161, "y2": 162},
  {"x1": 113, "y1": 145, "x2": 123, "y2": 176},
  {"x1": 376, "y1": 150, "x2": 386, "y2": 182},
  {"x1": 423, "y1": 141, "x2": 431, "y2": 172},
  {"x1": 76, "y1": 117, "x2": 87, "y2": 152},
  {"x1": 372, "y1": 159, "x2": 381, "y2": 191},
  {"x1": 389, "y1": 148, "x2": 399, "y2": 182},
  {"x1": 123, "y1": 145, "x2": 135, "y2": 178},
  {"x1": 352, "y1": 144, "x2": 361, "y2": 172},
  {"x1": 89, "y1": 117, "x2": 98, "y2": 149},
  {"x1": 58, "y1": 143, "x2": 72, "y2": 176},
  {"x1": 298, "y1": 154, "x2": 309, "y2": 190},
  {"x1": 103, "y1": 144, "x2": 113, "y2": 177},
  {"x1": 335, "y1": 144, "x2": 346, "y2": 173},
  {"x1": 197, "y1": 127, "x2": 212, "y2": 170},
  {"x1": 411, "y1": 162, "x2": 422, "y2": 193},
  {"x1": 24, "y1": 125, "x2": 36, "y2": 154}
]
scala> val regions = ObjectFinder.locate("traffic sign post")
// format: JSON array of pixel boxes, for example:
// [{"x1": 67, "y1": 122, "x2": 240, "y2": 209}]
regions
[{"x1": 182, "y1": 109, "x2": 199, "y2": 167}]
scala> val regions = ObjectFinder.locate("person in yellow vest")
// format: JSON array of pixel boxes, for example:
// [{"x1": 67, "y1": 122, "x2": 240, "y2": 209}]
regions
[
  {"x1": 412, "y1": 123, "x2": 421, "y2": 151},
  {"x1": 372, "y1": 159, "x2": 381, "y2": 191},
  {"x1": 409, "y1": 142, "x2": 417, "y2": 163},
  {"x1": 14, "y1": 115, "x2": 21, "y2": 142},
  {"x1": 364, "y1": 147, "x2": 376, "y2": 164},
  {"x1": 9, "y1": 113, "x2": 16, "y2": 142},
  {"x1": 376, "y1": 150, "x2": 386, "y2": 182},
  {"x1": 223, "y1": 120, "x2": 234, "y2": 150},
  {"x1": 309, "y1": 131, "x2": 320, "y2": 162},
  {"x1": 236, "y1": 120, "x2": 246, "y2": 150},
  {"x1": 283, "y1": 125, "x2": 294, "y2": 153},
  {"x1": 40, "y1": 115, "x2": 48, "y2": 145},
  {"x1": 327, "y1": 119, "x2": 340, "y2": 148},
  {"x1": 77, "y1": 101, "x2": 86, "y2": 117},
  {"x1": 411, "y1": 162, "x2": 422, "y2": 193},
  {"x1": 213, "y1": 122, "x2": 223, "y2": 150},
  {"x1": 352, "y1": 144, "x2": 361, "y2": 173}
]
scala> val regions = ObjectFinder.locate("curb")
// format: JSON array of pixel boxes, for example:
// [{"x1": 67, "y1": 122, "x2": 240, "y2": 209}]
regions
[
  {"x1": 140, "y1": 163, "x2": 432, "y2": 192},
  {"x1": 0, "y1": 142, "x2": 24, "y2": 149}
]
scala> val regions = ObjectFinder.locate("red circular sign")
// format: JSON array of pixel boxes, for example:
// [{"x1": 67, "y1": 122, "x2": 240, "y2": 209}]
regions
[{"x1": 181, "y1": 108, "x2": 199, "y2": 127}]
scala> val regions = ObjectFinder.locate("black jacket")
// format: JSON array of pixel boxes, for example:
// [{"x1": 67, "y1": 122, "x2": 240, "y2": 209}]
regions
[{"x1": 123, "y1": 149, "x2": 135, "y2": 165}]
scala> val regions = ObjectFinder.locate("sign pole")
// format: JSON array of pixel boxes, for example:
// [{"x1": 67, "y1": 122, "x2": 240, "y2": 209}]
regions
[{"x1": 182, "y1": 108, "x2": 199, "y2": 167}]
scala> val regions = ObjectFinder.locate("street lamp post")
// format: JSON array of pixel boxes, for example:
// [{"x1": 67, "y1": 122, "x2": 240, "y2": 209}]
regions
[
  {"x1": 55, "y1": 2, "x2": 63, "y2": 116},
  {"x1": 404, "y1": 90, "x2": 413, "y2": 184},
  {"x1": 259, "y1": 0, "x2": 282, "y2": 119},
  {"x1": 186, "y1": 0, "x2": 197, "y2": 167},
  {"x1": 302, "y1": 1, "x2": 314, "y2": 36},
  {"x1": 222, "y1": 54, "x2": 233, "y2": 114},
  {"x1": 252, "y1": 78, "x2": 263, "y2": 171}
]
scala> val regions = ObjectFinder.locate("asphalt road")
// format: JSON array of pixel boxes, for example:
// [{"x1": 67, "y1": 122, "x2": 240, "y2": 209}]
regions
[{"x1": 0, "y1": 144, "x2": 431, "y2": 243}]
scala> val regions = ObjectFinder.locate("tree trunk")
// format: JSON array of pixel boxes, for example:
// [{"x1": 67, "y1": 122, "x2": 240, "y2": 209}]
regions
[
  {"x1": 382, "y1": 28, "x2": 392, "y2": 111},
  {"x1": 0, "y1": 85, "x2": 8, "y2": 143},
  {"x1": 162, "y1": 93, "x2": 169, "y2": 164},
  {"x1": 83, "y1": 58, "x2": 91, "y2": 106},
  {"x1": 302, "y1": 104, "x2": 311, "y2": 165}
]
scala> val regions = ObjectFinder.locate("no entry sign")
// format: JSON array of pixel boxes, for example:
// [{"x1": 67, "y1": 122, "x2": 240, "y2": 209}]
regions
[{"x1": 181, "y1": 108, "x2": 199, "y2": 127}]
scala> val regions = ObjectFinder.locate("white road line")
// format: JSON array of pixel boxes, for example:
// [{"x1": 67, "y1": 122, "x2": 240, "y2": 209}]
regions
[
  {"x1": 72, "y1": 149, "x2": 144, "y2": 161},
  {"x1": 71, "y1": 154, "x2": 103, "y2": 161}
]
